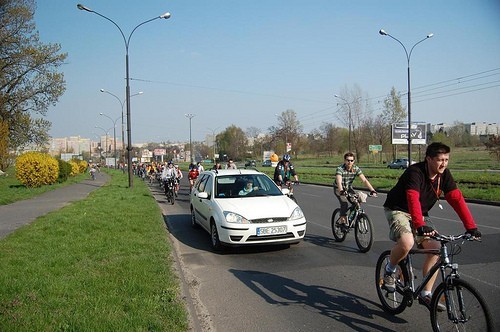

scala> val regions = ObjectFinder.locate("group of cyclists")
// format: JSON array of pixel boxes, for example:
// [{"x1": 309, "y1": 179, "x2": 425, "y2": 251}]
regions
[
  {"x1": 269, "y1": 144, "x2": 482, "y2": 313},
  {"x1": 141, "y1": 144, "x2": 485, "y2": 325},
  {"x1": 333, "y1": 143, "x2": 482, "y2": 312},
  {"x1": 135, "y1": 161, "x2": 183, "y2": 197}
]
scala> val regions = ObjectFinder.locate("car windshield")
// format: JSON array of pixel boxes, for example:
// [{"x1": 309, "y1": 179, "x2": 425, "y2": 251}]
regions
[{"x1": 215, "y1": 174, "x2": 282, "y2": 198}]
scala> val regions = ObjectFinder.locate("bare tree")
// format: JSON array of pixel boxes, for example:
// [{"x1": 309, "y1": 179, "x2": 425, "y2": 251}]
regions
[
  {"x1": 335, "y1": 85, "x2": 371, "y2": 157},
  {"x1": 273, "y1": 109, "x2": 303, "y2": 157},
  {"x1": 380, "y1": 87, "x2": 407, "y2": 160}
]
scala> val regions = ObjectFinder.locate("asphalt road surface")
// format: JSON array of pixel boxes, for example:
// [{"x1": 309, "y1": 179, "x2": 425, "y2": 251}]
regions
[{"x1": 149, "y1": 178, "x2": 500, "y2": 332}]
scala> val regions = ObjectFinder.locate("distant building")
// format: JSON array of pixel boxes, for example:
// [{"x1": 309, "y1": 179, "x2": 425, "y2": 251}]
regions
[
  {"x1": 430, "y1": 122, "x2": 499, "y2": 136},
  {"x1": 465, "y1": 122, "x2": 499, "y2": 136}
]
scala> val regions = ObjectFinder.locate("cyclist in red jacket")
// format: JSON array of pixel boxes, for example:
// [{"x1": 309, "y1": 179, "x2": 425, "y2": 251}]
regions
[{"x1": 382, "y1": 142, "x2": 481, "y2": 309}]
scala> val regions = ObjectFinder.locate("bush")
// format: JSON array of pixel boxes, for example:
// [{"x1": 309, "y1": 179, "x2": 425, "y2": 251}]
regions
[
  {"x1": 57, "y1": 159, "x2": 72, "y2": 183},
  {"x1": 74, "y1": 159, "x2": 88, "y2": 174},
  {"x1": 15, "y1": 152, "x2": 59, "y2": 188},
  {"x1": 68, "y1": 160, "x2": 80, "y2": 176}
]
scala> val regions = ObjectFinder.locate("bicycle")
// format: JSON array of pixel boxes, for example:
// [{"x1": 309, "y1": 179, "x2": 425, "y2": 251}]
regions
[
  {"x1": 282, "y1": 180, "x2": 299, "y2": 203},
  {"x1": 331, "y1": 190, "x2": 374, "y2": 253},
  {"x1": 375, "y1": 233, "x2": 493, "y2": 331},
  {"x1": 164, "y1": 178, "x2": 176, "y2": 205}
]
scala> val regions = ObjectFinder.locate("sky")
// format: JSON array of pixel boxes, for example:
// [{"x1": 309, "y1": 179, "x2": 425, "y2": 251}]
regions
[{"x1": 34, "y1": 0, "x2": 500, "y2": 144}]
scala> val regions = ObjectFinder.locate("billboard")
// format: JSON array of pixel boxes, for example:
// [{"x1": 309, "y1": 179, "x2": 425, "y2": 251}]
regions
[
  {"x1": 392, "y1": 123, "x2": 427, "y2": 145},
  {"x1": 154, "y1": 148, "x2": 166, "y2": 156}
]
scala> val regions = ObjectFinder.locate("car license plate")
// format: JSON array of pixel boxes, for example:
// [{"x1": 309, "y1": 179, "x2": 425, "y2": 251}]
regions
[{"x1": 256, "y1": 225, "x2": 287, "y2": 236}]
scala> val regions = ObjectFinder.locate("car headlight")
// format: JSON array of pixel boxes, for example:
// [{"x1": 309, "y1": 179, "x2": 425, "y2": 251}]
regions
[
  {"x1": 224, "y1": 211, "x2": 250, "y2": 224},
  {"x1": 289, "y1": 206, "x2": 304, "y2": 220}
]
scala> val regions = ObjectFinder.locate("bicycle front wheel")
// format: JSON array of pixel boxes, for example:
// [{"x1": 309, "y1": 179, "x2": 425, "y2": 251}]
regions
[
  {"x1": 331, "y1": 208, "x2": 347, "y2": 242},
  {"x1": 431, "y1": 278, "x2": 493, "y2": 332},
  {"x1": 354, "y1": 213, "x2": 374, "y2": 253},
  {"x1": 375, "y1": 250, "x2": 409, "y2": 315},
  {"x1": 170, "y1": 189, "x2": 175, "y2": 205}
]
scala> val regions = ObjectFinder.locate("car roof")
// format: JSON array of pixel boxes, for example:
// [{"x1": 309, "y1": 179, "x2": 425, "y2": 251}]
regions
[{"x1": 201, "y1": 169, "x2": 262, "y2": 176}]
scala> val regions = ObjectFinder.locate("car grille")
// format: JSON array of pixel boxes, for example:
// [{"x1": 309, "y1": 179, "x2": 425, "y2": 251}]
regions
[
  {"x1": 246, "y1": 232, "x2": 296, "y2": 241},
  {"x1": 250, "y1": 217, "x2": 288, "y2": 223}
]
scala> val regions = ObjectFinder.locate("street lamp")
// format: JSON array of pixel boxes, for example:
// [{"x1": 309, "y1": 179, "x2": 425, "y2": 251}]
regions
[
  {"x1": 100, "y1": 89, "x2": 143, "y2": 168},
  {"x1": 334, "y1": 94, "x2": 361, "y2": 153},
  {"x1": 185, "y1": 114, "x2": 195, "y2": 163},
  {"x1": 99, "y1": 112, "x2": 120, "y2": 168},
  {"x1": 379, "y1": 29, "x2": 433, "y2": 164},
  {"x1": 95, "y1": 126, "x2": 112, "y2": 162},
  {"x1": 207, "y1": 127, "x2": 220, "y2": 162},
  {"x1": 78, "y1": 4, "x2": 171, "y2": 188}
]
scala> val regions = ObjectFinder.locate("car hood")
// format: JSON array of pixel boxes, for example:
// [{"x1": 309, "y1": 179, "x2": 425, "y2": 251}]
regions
[{"x1": 216, "y1": 195, "x2": 297, "y2": 219}]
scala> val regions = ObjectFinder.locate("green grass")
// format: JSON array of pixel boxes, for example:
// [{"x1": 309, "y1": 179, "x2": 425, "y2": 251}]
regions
[
  {"x1": 0, "y1": 167, "x2": 88, "y2": 205},
  {"x1": 0, "y1": 171, "x2": 188, "y2": 331},
  {"x1": 257, "y1": 163, "x2": 500, "y2": 202}
]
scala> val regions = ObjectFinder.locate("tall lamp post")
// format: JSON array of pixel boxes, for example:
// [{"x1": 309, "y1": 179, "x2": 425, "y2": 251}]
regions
[
  {"x1": 100, "y1": 89, "x2": 143, "y2": 168},
  {"x1": 77, "y1": 4, "x2": 171, "y2": 188},
  {"x1": 208, "y1": 127, "x2": 220, "y2": 162},
  {"x1": 99, "y1": 113, "x2": 120, "y2": 168},
  {"x1": 379, "y1": 29, "x2": 433, "y2": 164},
  {"x1": 334, "y1": 94, "x2": 361, "y2": 153},
  {"x1": 95, "y1": 126, "x2": 111, "y2": 163},
  {"x1": 185, "y1": 114, "x2": 195, "y2": 163}
]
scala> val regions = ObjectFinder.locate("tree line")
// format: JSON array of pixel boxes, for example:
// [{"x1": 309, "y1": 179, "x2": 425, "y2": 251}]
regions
[
  {"x1": 0, "y1": 0, "x2": 66, "y2": 171},
  {"x1": 202, "y1": 86, "x2": 494, "y2": 163},
  {"x1": 1, "y1": 0, "x2": 497, "y2": 172}
]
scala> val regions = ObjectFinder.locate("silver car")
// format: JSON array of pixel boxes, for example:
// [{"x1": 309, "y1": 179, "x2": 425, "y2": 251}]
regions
[{"x1": 387, "y1": 158, "x2": 410, "y2": 169}]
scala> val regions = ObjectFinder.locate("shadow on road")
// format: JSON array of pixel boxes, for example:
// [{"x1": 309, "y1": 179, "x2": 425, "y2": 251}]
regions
[{"x1": 230, "y1": 269, "x2": 406, "y2": 331}]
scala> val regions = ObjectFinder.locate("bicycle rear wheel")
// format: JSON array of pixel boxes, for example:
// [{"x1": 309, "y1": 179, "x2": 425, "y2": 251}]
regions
[
  {"x1": 354, "y1": 213, "x2": 373, "y2": 253},
  {"x1": 375, "y1": 250, "x2": 409, "y2": 315},
  {"x1": 431, "y1": 278, "x2": 493, "y2": 332},
  {"x1": 331, "y1": 208, "x2": 347, "y2": 242}
]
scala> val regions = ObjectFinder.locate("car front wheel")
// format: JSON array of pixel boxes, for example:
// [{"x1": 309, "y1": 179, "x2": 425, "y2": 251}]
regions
[
  {"x1": 191, "y1": 207, "x2": 199, "y2": 228},
  {"x1": 210, "y1": 221, "x2": 223, "y2": 252}
]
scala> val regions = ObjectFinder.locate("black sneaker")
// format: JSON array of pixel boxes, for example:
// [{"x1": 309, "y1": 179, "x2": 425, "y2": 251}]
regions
[
  {"x1": 418, "y1": 294, "x2": 446, "y2": 312},
  {"x1": 383, "y1": 270, "x2": 396, "y2": 293}
]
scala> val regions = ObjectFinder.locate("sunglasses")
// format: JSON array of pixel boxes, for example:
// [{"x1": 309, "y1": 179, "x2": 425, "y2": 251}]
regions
[{"x1": 345, "y1": 159, "x2": 355, "y2": 162}]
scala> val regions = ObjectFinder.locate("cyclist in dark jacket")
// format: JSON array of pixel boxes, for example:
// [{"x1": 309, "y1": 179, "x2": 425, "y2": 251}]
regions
[
  {"x1": 273, "y1": 154, "x2": 298, "y2": 186},
  {"x1": 382, "y1": 142, "x2": 481, "y2": 309}
]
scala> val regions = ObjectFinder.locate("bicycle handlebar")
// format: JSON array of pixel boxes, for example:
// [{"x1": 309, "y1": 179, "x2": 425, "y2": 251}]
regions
[{"x1": 431, "y1": 233, "x2": 481, "y2": 243}]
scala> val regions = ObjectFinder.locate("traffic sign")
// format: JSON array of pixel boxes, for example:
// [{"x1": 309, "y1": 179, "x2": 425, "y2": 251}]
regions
[
  {"x1": 369, "y1": 145, "x2": 382, "y2": 151},
  {"x1": 391, "y1": 123, "x2": 427, "y2": 145}
]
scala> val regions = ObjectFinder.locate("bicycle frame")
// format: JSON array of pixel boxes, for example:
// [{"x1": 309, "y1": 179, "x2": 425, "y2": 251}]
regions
[
  {"x1": 400, "y1": 247, "x2": 441, "y2": 304},
  {"x1": 377, "y1": 234, "x2": 492, "y2": 330},
  {"x1": 400, "y1": 238, "x2": 463, "y2": 311},
  {"x1": 345, "y1": 194, "x2": 364, "y2": 228}
]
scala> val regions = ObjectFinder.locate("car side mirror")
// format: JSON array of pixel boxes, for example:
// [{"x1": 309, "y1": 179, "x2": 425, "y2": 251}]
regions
[
  {"x1": 197, "y1": 192, "x2": 208, "y2": 199},
  {"x1": 281, "y1": 188, "x2": 290, "y2": 195}
]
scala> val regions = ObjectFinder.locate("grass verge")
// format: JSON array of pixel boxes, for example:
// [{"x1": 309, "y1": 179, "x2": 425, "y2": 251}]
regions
[
  {"x1": 0, "y1": 167, "x2": 88, "y2": 205},
  {"x1": 0, "y1": 171, "x2": 188, "y2": 331},
  {"x1": 258, "y1": 166, "x2": 500, "y2": 202}
]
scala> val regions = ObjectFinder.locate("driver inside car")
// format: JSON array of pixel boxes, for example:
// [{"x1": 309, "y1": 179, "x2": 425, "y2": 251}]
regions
[{"x1": 239, "y1": 179, "x2": 259, "y2": 196}]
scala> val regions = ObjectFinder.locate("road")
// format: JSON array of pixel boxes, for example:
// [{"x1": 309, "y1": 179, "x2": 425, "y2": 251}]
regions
[{"x1": 149, "y1": 178, "x2": 500, "y2": 331}]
